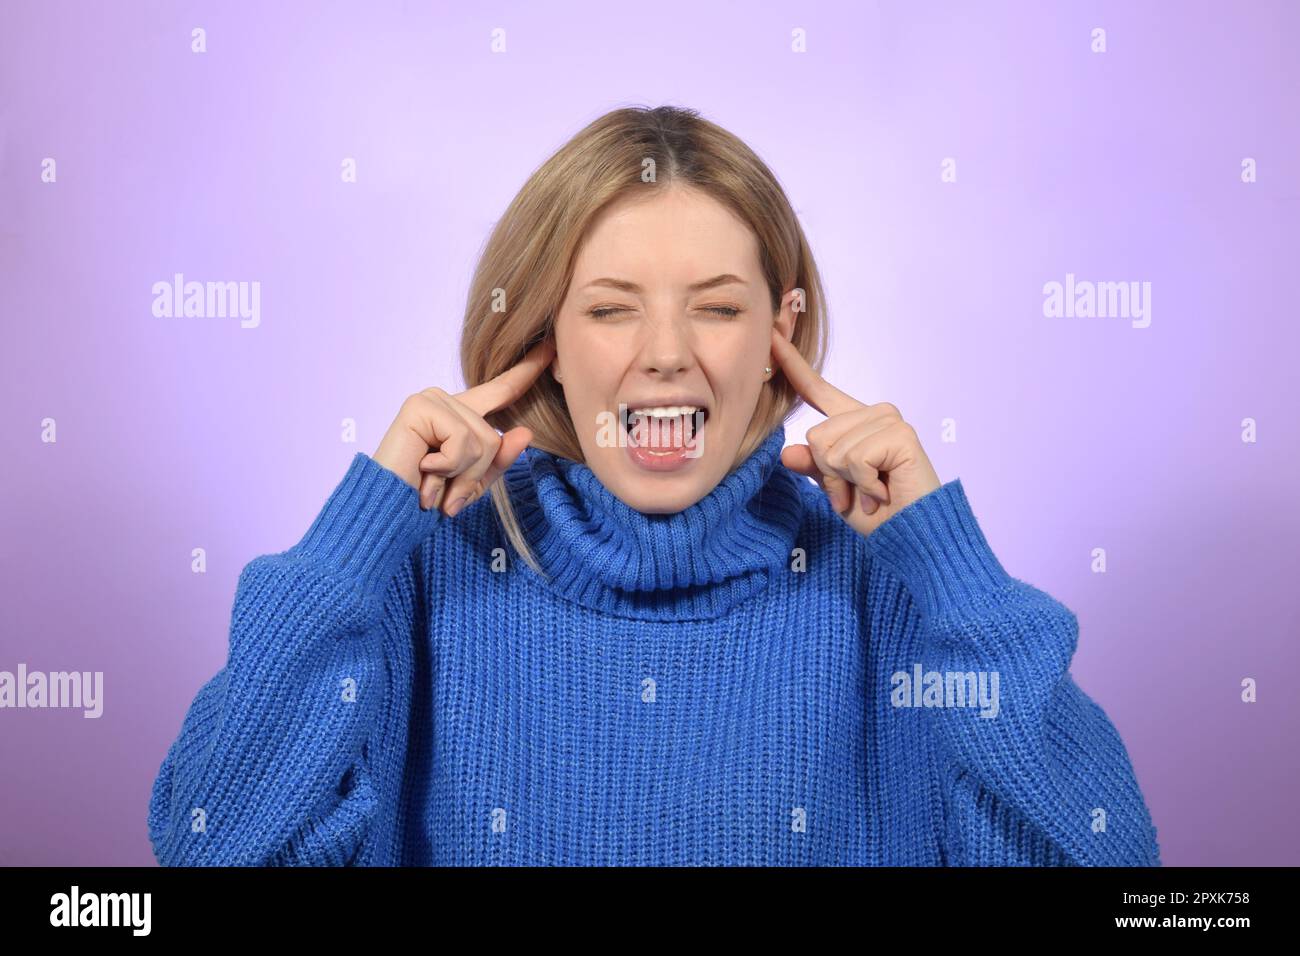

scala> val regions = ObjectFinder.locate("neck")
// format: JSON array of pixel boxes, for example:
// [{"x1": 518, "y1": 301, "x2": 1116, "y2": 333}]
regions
[{"x1": 504, "y1": 424, "x2": 804, "y2": 621}]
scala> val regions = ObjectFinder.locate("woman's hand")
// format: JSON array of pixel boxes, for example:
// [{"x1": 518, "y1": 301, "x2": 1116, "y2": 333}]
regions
[
  {"x1": 770, "y1": 328, "x2": 941, "y2": 538},
  {"x1": 373, "y1": 339, "x2": 555, "y2": 516}
]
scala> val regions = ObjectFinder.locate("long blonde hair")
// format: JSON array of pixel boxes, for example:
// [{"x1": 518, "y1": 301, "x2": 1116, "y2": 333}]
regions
[{"x1": 460, "y1": 104, "x2": 830, "y2": 577}]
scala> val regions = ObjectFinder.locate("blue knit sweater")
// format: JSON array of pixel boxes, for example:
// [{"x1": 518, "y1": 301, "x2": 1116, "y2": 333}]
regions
[{"x1": 148, "y1": 423, "x2": 1161, "y2": 865}]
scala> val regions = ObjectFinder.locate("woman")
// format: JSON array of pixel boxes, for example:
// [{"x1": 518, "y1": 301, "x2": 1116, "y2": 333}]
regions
[{"x1": 148, "y1": 105, "x2": 1161, "y2": 866}]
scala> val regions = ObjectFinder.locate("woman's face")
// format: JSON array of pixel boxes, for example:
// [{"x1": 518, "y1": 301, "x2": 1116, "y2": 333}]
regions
[{"x1": 552, "y1": 183, "x2": 798, "y2": 514}]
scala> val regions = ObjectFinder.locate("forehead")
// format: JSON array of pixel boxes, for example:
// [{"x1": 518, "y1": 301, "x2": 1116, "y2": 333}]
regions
[{"x1": 571, "y1": 186, "x2": 761, "y2": 283}]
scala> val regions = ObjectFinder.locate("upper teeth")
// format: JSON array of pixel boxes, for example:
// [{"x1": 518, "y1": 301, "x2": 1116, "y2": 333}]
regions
[{"x1": 628, "y1": 405, "x2": 701, "y2": 418}]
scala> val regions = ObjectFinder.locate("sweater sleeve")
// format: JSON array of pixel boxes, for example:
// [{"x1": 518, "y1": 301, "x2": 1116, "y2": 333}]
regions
[
  {"x1": 860, "y1": 478, "x2": 1161, "y2": 866},
  {"x1": 147, "y1": 452, "x2": 441, "y2": 866}
]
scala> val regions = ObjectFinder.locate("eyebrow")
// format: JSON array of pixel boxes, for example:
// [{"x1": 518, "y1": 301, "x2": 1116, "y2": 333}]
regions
[{"x1": 582, "y1": 274, "x2": 748, "y2": 294}]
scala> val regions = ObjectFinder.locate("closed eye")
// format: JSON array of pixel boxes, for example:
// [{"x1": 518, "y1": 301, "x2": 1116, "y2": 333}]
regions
[{"x1": 588, "y1": 306, "x2": 742, "y2": 319}]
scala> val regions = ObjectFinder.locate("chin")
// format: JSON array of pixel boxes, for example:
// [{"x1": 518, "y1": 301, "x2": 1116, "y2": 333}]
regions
[
  {"x1": 622, "y1": 461, "x2": 729, "y2": 512},
  {"x1": 623, "y1": 487, "x2": 707, "y2": 515}
]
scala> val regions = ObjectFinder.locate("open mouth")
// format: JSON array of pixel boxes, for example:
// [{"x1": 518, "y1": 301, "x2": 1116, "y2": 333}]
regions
[{"x1": 624, "y1": 405, "x2": 709, "y2": 451}]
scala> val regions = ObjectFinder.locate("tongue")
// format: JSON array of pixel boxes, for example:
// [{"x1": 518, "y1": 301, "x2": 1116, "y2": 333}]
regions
[{"x1": 634, "y1": 414, "x2": 694, "y2": 449}]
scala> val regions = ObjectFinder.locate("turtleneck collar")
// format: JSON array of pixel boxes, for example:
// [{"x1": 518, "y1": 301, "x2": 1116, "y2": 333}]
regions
[{"x1": 503, "y1": 424, "x2": 805, "y2": 621}]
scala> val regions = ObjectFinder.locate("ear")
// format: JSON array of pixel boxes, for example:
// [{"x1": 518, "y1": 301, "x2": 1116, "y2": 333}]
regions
[
  {"x1": 773, "y1": 288, "x2": 800, "y2": 344},
  {"x1": 544, "y1": 326, "x2": 563, "y2": 382}
]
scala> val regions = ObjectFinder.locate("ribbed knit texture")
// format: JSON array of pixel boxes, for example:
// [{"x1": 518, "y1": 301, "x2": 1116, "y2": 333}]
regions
[{"x1": 148, "y1": 423, "x2": 1161, "y2": 866}]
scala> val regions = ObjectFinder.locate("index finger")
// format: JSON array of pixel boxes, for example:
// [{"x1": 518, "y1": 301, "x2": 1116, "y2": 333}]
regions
[
  {"x1": 769, "y1": 328, "x2": 861, "y2": 418},
  {"x1": 456, "y1": 337, "x2": 556, "y2": 418}
]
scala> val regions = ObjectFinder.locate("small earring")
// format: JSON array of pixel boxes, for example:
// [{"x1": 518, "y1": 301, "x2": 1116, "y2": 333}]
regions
[{"x1": 763, "y1": 366, "x2": 772, "y2": 378}]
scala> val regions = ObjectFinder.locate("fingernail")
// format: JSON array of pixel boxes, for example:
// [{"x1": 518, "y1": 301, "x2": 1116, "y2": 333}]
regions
[{"x1": 446, "y1": 496, "x2": 467, "y2": 516}]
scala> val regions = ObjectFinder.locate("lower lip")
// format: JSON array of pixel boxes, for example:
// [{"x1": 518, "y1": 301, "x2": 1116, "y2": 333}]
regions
[{"x1": 625, "y1": 418, "x2": 707, "y2": 472}]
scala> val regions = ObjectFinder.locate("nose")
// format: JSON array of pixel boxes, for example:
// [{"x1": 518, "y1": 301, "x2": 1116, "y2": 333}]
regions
[{"x1": 638, "y1": 312, "x2": 693, "y2": 376}]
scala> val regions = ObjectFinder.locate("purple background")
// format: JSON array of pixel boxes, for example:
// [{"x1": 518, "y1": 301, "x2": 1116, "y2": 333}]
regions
[{"x1": 1, "y1": 0, "x2": 1296, "y2": 866}]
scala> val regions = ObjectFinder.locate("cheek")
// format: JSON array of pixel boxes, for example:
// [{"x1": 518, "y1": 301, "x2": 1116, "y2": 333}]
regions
[
  {"x1": 557, "y1": 332, "x2": 624, "y2": 393},
  {"x1": 708, "y1": 364, "x2": 766, "y2": 434},
  {"x1": 560, "y1": 326, "x2": 633, "y2": 369},
  {"x1": 712, "y1": 321, "x2": 769, "y2": 371},
  {"x1": 709, "y1": 348, "x2": 765, "y2": 398}
]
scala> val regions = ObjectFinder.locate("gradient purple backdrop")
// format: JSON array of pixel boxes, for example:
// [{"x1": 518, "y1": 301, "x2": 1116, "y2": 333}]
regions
[{"x1": 1, "y1": 0, "x2": 1296, "y2": 866}]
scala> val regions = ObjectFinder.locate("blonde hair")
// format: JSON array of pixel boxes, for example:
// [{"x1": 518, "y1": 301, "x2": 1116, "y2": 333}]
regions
[{"x1": 460, "y1": 104, "x2": 830, "y2": 577}]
